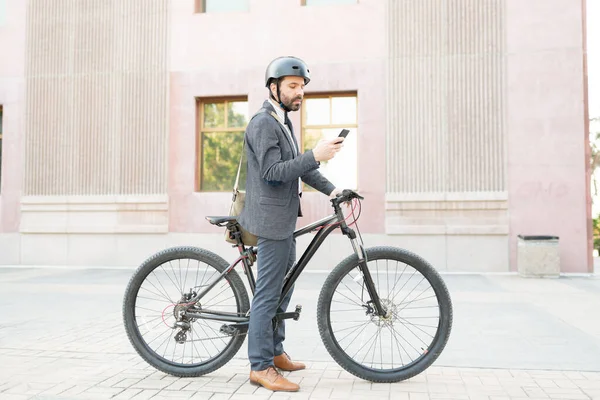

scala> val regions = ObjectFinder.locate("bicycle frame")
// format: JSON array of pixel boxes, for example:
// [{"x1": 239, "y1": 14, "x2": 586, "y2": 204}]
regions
[{"x1": 185, "y1": 200, "x2": 387, "y2": 324}]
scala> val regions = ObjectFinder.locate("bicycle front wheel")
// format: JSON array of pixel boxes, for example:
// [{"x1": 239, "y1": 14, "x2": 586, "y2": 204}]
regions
[
  {"x1": 122, "y1": 246, "x2": 250, "y2": 377},
  {"x1": 317, "y1": 246, "x2": 453, "y2": 383}
]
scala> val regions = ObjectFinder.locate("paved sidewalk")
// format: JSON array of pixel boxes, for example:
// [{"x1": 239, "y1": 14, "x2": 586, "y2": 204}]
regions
[{"x1": 1, "y1": 265, "x2": 600, "y2": 399}]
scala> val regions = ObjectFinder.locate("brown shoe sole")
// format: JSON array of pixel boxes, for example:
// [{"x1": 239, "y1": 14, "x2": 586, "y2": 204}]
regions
[{"x1": 249, "y1": 378, "x2": 300, "y2": 392}]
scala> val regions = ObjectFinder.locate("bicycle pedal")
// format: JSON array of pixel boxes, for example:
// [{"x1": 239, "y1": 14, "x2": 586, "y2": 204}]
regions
[{"x1": 293, "y1": 304, "x2": 302, "y2": 321}]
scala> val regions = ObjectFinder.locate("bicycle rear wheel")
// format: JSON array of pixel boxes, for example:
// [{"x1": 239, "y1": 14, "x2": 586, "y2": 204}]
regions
[
  {"x1": 317, "y1": 246, "x2": 452, "y2": 383},
  {"x1": 122, "y1": 246, "x2": 250, "y2": 377}
]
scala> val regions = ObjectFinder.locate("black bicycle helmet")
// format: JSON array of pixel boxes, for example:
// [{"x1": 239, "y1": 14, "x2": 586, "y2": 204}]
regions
[
  {"x1": 265, "y1": 56, "x2": 310, "y2": 111},
  {"x1": 265, "y1": 56, "x2": 311, "y2": 87}
]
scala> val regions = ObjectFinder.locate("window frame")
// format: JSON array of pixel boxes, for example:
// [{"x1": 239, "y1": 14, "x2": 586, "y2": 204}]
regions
[
  {"x1": 195, "y1": 96, "x2": 249, "y2": 192},
  {"x1": 300, "y1": 92, "x2": 359, "y2": 191}
]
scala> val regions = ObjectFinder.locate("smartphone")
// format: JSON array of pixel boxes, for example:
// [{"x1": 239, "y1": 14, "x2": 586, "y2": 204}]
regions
[{"x1": 338, "y1": 129, "x2": 350, "y2": 138}]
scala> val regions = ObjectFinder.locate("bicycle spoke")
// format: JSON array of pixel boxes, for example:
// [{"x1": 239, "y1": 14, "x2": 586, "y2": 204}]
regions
[
  {"x1": 389, "y1": 324, "x2": 409, "y2": 365},
  {"x1": 396, "y1": 316, "x2": 435, "y2": 345},
  {"x1": 397, "y1": 294, "x2": 438, "y2": 311},
  {"x1": 168, "y1": 261, "x2": 183, "y2": 295},
  {"x1": 201, "y1": 283, "x2": 235, "y2": 308},
  {"x1": 145, "y1": 274, "x2": 176, "y2": 304},
  {"x1": 160, "y1": 264, "x2": 183, "y2": 298},
  {"x1": 339, "y1": 280, "x2": 367, "y2": 306},
  {"x1": 135, "y1": 314, "x2": 163, "y2": 328},
  {"x1": 393, "y1": 278, "x2": 428, "y2": 308},
  {"x1": 190, "y1": 324, "x2": 214, "y2": 358},
  {"x1": 203, "y1": 295, "x2": 236, "y2": 309},
  {"x1": 334, "y1": 288, "x2": 365, "y2": 308}
]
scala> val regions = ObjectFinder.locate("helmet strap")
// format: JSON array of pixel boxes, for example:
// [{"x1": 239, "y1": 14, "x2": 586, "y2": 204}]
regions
[{"x1": 270, "y1": 78, "x2": 292, "y2": 112}]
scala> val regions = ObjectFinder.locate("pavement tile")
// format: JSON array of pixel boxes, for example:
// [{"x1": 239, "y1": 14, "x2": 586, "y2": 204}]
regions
[
  {"x1": 232, "y1": 383, "x2": 256, "y2": 394},
  {"x1": 348, "y1": 391, "x2": 390, "y2": 400},
  {"x1": 430, "y1": 394, "x2": 470, "y2": 400},
  {"x1": 231, "y1": 394, "x2": 272, "y2": 400},
  {"x1": 329, "y1": 387, "x2": 354, "y2": 399},
  {"x1": 130, "y1": 389, "x2": 161, "y2": 399},
  {"x1": 154, "y1": 389, "x2": 197, "y2": 398},
  {"x1": 309, "y1": 387, "x2": 333, "y2": 398},
  {"x1": 112, "y1": 388, "x2": 145, "y2": 399},
  {"x1": 408, "y1": 393, "x2": 431, "y2": 400},
  {"x1": 163, "y1": 379, "x2": 192, "y2": 391},
  {"x1": 445, "y1": 383, "x2": 468, "y2": 394},
  {"x1": 388, "y1": 392, "x2": 410, "y2": 400},
  {"x1": 84, "y1": 386, "x2": 125, "y2": 396},
  {"x1": 130, "y1": 378, "x2": 174, "y2": 390},
  {"x1": 501, "y1": 386, "x2": 528, "y2": 397},
  {"x1": 201, "y1": 392, "x2": 231, "y2": 400},
  {"x1": 198, "y1": 383, "x2": 240, "y2": 394}
]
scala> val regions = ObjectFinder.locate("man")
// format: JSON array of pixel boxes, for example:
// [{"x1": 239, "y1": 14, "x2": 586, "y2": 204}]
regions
[{"x1": 238, "y1": 56, "x2": 344, "y2": 392}]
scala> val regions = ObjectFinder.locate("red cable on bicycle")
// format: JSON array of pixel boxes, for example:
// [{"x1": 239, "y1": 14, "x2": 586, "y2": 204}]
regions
[{"x1": 316, "y1": 198, "x2": 361, "y2": 230}]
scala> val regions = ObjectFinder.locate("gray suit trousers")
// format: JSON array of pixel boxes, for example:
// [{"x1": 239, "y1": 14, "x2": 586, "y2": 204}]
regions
[{"x1": 248, "y1": 234, "x2": 296, "y2": 371}]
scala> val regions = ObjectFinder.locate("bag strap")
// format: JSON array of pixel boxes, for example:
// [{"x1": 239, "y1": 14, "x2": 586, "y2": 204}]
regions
[{"x1": 233, "y1": 108, "x2": 269, "y2": 191}]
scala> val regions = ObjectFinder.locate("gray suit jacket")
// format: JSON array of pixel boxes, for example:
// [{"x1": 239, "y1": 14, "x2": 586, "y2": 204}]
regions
[{"x1": 238, "y1": 100, "x2": 335, "y2": 240}]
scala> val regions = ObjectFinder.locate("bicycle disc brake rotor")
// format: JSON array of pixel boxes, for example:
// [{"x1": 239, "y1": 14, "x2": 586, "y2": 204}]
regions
[{"x1": 369, "y1": 299, "x2": 398, "y2": 328}]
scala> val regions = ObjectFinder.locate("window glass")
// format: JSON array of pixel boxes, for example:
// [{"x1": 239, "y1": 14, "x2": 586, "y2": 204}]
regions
[
  {"x1": 198, "y1": 99, "x2": 248, "y2": 191},
  {"x1": 204, "y1": 0, "x2": 249, "y2": 13},
  {"x1": 331, "y1": 96, "x2": 357, "y2": 125},
  {"x1": 302, "y1": 95, "x2": 358, "y2": 190},
  {"x1": 305, "y1": 98, "x2": 330, "y2": 126}
]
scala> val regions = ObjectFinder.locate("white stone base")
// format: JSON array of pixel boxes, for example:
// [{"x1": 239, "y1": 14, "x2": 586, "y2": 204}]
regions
[
  {"x1": 1, "y1": 232, "x2": 509, "y2": 272},
  {"x1": 517, "y1": 236, "x2": 560, "y2": 278}
]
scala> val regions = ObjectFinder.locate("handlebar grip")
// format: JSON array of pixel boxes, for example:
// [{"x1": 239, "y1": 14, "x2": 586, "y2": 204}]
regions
[{"x1": 333, "y1": 189, "x2": 364, "y2": 204}]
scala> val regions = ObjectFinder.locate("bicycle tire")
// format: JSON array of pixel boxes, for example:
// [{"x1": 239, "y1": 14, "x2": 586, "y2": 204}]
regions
[
  {"x1": 317, "y1": 246, "x2": 453, "y2": 383},
  {"x1": 122, "y1": 246, "x2": 250, "y2": 377}
]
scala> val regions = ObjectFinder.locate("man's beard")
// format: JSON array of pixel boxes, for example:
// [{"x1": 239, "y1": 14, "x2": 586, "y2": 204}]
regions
[{"x1": 282, "y1": 94, "x2": 303, "y2": 111}]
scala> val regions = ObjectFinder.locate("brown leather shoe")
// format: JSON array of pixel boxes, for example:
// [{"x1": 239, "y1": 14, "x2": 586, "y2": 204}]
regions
[
  {"x1": 273, "y1": 352, "x2": 306, "y2": 371},
  {"x1": 249, "y1": 366, "x2": 300, "y2": 392}
]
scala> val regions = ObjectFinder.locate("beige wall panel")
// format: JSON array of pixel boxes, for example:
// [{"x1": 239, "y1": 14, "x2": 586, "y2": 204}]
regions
[
  {"x1": 386, "y1": 0, "x2": 506, "y2": 193},
  {"x1": 23, "y1": 0, "x2": 169, "y2": 195}
]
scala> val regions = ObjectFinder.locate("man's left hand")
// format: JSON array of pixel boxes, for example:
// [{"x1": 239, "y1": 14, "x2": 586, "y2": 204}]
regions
[{"x1": 329, "y1": 187, "x2": 343, "y2": 199}]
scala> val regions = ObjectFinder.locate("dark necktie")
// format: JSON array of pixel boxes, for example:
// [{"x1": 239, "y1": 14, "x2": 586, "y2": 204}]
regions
[{"x1": 284, "y1": 112, "x2": 298, "y2": 156}]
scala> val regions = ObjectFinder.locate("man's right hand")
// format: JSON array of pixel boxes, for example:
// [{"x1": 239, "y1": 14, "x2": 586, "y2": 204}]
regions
[{"x1": 313, "y1": 138, "x2": 344, "y2": 162}]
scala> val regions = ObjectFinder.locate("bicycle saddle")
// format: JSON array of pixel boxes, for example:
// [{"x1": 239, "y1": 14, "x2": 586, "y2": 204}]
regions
[{"x1": 205, "y1": 216, "x2": 238, "y2": 226}]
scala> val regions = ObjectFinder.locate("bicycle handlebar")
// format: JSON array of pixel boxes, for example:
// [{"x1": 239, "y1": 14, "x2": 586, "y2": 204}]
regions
[{"x1": 331, "y1": 189, "x2": 364, "y2": 206}]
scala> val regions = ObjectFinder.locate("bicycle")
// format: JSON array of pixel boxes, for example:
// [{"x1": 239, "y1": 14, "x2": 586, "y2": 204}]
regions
[{"x1": 122, "y1": 189, "x2": 453, "y2": 383}]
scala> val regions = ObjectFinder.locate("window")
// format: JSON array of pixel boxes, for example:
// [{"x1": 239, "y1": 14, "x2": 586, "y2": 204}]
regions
[
  {"x1": 197, "y1": 98, "x2": 249, "y2": 192},
  {"x1": 302, "y1": 0, "x2": 357, "y2": 6},
  {"x1": 195, "y1": 0, "x2": 249, "y2": 13},
  {"x1": 301, "y1": 94, "x2": 358, "y2": 190}
]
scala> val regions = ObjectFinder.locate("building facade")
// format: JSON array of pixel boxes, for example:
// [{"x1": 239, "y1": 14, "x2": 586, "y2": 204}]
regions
[{"x1": 0, "y1": 0, "x2": 592, "y2": 273}]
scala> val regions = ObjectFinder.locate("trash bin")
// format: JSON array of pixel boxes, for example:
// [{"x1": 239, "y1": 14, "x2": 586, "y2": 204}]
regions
[{"x1": 517, "y1": 235, "x2": 560, "y2": 278}]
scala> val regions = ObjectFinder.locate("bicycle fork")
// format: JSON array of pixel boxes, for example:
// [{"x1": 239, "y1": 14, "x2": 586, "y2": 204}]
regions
[{"x1": 342, "y1": 224, "x2": 388, "y2": 318}]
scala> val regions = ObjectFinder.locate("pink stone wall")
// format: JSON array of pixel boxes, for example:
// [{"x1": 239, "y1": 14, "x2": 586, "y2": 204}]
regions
[
  {"x1": 0, "y1": 0, "x2": 26, "y2": 233},
  {"x1": 506, "y1": 0, "x2": 591, "y2": 272},
  {"x1": 168, "y1": 0, "x2": 387, "y2": 234}
]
